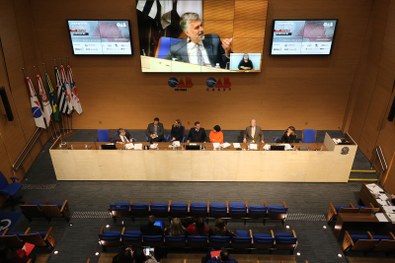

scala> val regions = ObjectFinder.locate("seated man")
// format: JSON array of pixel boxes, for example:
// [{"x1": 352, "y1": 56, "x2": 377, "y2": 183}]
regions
[
  {"x1": 187, "y1": 121, "x2": 207, "y2": 143},
  {"x1": 145, "y1": 117, "x2": 164, "y2": 143},
  {"x1": 140, "y1": 215, "x2": 163, "y2": 236},
  {"x1": 113, "y1": 128, "x2": 134, "y2": 143},
  {"x1": 166, "y1": 12, "x2": 232, "y2": 69}
]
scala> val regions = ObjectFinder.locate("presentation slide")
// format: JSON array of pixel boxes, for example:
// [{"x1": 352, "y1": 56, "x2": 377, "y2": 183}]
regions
[
  {"x1": 271, "y1": 20, "x2": 337, "y2": 55},
  {"x1": 68, "y1": 20, "x2": 132, "y2": 55}
]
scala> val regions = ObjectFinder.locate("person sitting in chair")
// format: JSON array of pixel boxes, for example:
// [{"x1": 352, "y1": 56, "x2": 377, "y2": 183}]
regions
[{"x1": 114, "y1": 128, "x2": 134, "y2": 143}]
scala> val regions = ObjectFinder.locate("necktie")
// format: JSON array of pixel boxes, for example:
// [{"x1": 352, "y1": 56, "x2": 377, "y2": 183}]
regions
[
  {"x1": 251, "y1": 127, "x2": 255, "y2": 139},
  {"x1": 122, "y1": 135, "x2": 128, "y2": 143},
  {"x1": 196, "y1": 44, "x2": 204, "y2": 65}
]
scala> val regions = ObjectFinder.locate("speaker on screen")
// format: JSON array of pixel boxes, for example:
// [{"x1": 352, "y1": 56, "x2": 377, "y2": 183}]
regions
[
  {"x1": 388, "y1": 97, "x2": 395, "y2": 122},
  {"x1": 0, "y1": 86, "x2": 14, "y2": 121}
]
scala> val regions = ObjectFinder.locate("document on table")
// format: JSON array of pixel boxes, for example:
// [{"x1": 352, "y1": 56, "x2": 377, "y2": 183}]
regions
[
  {"x1": 221, "y1": 142, "x2": 231, "y2": 149},
  {"x1": 375, "y1": 213, "x2": 389, "y2": 222},
  {"x1": 233, "y1": 143, "x2": 241, "y2": 149}
]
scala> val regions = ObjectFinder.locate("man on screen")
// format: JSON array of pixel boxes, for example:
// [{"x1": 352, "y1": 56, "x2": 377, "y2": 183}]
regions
[{"x1": 166, "y1": 12, "x2": 232, "y2": 69}]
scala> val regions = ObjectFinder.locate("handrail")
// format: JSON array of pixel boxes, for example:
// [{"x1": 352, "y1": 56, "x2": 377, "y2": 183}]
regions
[
  {"x1": 12, "y1": 128, "x2": 43, "y2": 171},
  {"x1": 373, "y1": 145, "x2": 388, "y2": 185},
  {"x1": 374, "y1": 146, "x2": 388, "y2": 172}
]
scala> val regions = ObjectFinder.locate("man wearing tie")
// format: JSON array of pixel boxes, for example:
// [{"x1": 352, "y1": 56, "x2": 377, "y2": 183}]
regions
[
  {"x1": 114, "y1": 128, "x2": 134, "y2": 143},
  {"x1": 187, "y1": 121, "x2": 207, "y2": 143},
  {"x1": 145, "y1": 117, "x2": 165, "y2": 143},
  {"x1": 166, "y1": 12, "x2": 232, "y2": 69},
  {"x1": 243, "y1": 119, "x2": 264, "y2": 143}
]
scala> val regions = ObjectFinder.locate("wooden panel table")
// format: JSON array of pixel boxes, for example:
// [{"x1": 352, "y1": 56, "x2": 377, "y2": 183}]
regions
[{"x1": 50, "y1": 133, "x2": 357, "y2": 182}]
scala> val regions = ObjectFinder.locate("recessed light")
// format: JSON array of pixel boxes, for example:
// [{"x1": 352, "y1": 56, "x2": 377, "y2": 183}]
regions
[
  {"x1": 323, "y1": 225, "x2": 327, "y2": 229},
  {"x1": 95, "y1": 252, "x2": 100, "y2": 256},
  {"x1": 286, "y1": 225, "x2": 290, "y2": 229},
  {"x1": 337, "y1": 253, "x2": 342, "y2": 258},
  {"x1": 54, "y1": 250, "x2": 59, "y2": 255},
  {"x1": 105, "y1": 224, "x2": 110, "y2": 228},
  {"x1": 296, "y1": 252, "x2": 301, "y2": 256}
]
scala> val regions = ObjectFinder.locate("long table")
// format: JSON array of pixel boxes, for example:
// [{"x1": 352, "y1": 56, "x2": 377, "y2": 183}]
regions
[{"x1": 49, "y1": 133, "x2": 357, "y2": 182}]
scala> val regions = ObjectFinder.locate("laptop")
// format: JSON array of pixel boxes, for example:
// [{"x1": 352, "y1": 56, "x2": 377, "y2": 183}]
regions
[
  {"x1": 101, "y1": 144, "x2": 116, "y2": 150},
  {"x1": 186, "y1": 144, "x2": 201, "y2": 150},
  {"x1": 270, "y1": 145, "x2": 285, "y2": 151}
]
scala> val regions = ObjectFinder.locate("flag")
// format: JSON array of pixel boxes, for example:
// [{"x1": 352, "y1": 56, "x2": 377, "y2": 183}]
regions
[
  {"x1": 66, "y1": 65, "x2": 83, "y2": 114},
  {"x1": 59, "y1": 65, "x2": 73, "y2": 113},
  {"x1": 25, "y1": 76, "x2": 46, "y2": 129},
  {"x1": 55, "y1": 66, "x2": 72, "y2": 115},
  {"x1": 44, "y1": 72, "x2": 60, "y2": 122},
  {"x1": 36, "y1": 74, "x2": 52, "y2": 126}
]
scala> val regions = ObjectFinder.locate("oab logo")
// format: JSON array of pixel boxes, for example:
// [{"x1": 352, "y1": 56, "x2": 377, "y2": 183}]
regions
[{"x1": 168, "y1": 77, "x2": 193, "y2": 91}]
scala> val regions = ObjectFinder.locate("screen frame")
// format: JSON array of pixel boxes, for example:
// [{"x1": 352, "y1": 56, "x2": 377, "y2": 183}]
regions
[
  {"x1": 67, "y1": 19, "x2": 133, "y2": 56},
  {"x1": 270, "y1": 19, "x2": 338, "y2": 56}
]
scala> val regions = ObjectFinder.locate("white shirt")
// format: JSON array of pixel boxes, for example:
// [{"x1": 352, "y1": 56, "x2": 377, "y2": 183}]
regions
[
  {"x1": 186, "y1": 40, "x2": 211, "y2": 66},
  {"x1": 121, "y1": 135, "x2": 129, "y2": 143}
]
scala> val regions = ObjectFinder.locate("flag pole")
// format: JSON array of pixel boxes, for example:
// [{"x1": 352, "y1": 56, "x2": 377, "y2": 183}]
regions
[{"x1": 42, "y1": 62, "x2": 57, "y2": 141}]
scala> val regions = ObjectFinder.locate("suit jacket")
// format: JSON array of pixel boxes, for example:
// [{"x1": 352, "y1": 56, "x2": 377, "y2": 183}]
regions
[
  {"x1": 140, "y1": 224, "x2": 163, "y2": 236},
  {"x1": 113, "y1": 131, "x2": 133, "y2": 143},
  {"x1": 145, "y1": 122, "x2": 164, "y2": 141},
  {"x1": 187, "y1": 128, "x2": 207, "y2": 143},
  {"x1": 166, "y1": 34, "x2": 229, "y2": 68},
  {"x1": 244, "y1": 126, "x2": 264, "y2": 143}
]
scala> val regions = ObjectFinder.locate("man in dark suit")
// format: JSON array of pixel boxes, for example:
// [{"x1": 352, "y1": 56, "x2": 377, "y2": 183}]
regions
[
  {"x1": 113, "y1": 128, "x2": 134, "y2": 143},
  {"x1": 187, "y1": 121, "x2": 207, "y2": 143},
  {"x1": 243, "y1": 119, "x2": 264, "y2": 143},
  {"x1": 145, "y1": 117, "x2": 164, "y2": 142},
  {"x1": 140, "y1": 215, "x2": 163, "y2": 236},
  {"x1": 166, "y1": 12, "x2": 232, "y2": 69}
]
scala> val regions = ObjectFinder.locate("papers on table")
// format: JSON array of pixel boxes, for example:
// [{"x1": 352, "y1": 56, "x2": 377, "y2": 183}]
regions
[
  {"x1": 124, "y1": 143, "x2": 134, "y2": 150},
  {"x1": 233, "y1": 143, "x2": 241, "y2": 149},
  {"x1": 366, "y1": 183, "x2": 383, "y2": 194},
  {"x1": 248, "y1": 144, "x2": 258, "y2": 150},
  {"x1": 149, "y1": 143, "x2": 158, "y2": 149},
  {"x1": 221, "y1": 142, "x2": 231, "y2": 149},
  {"x1": 263, "y1": 144, "x2": 271, "y2": 151},
  {"x1": 172, "y1": 141, "x2": 181, "y2": 147},
  {"x1": 212, "y1": 143, "x2": 221, "y2": 150},
  {"x1": 375, "y1": 213, "x2": 389, "y2": 222},
  {"x1": 134, "y1": 144, "x2": 143, "y2": 150}
]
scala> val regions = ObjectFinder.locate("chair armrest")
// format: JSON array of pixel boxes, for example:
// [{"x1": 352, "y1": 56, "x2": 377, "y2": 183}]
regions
[
  {"x1": 342, "y1": 231, "x2": 355, "y2": 251},
  {"x1": 187, "y1": 200, "x2": 190, "y2": 213},
  {"x1": 226, "y1": 200, "x2": 229, "y2": 213},
  {"x1": 249, "y1": 229, "x2": 253, "y2": 238},
  {"x1": 60, "y1": 200, "x2": 68, "y2": 212},
  {"x1": 292, "y1": 230, "x2": 297, "y2": 238},
  {"x1": 263, "y1": 201, "x2": 268, "y2": 207},
  {"x1": 367, "y1": 231, "x2": 373, "y2": 239},
  {"x1": 168, "y1": 200, "x2": 171, "y2": 212},
  {"x1": 24, "y1": 227, "x2": 31, "y2": 234},
  {"x1": 99, "y1": 227, "x2": 105, "y2": 235},
  {"x1": 283, "y1": 201, "x2": 287, "y2": 208},
  {"x1": 389, "y1": 232, "x2": 395, "y2": 239},
  {"x1": 44, "y1": 227, "x2": 54, "y2": 241},
  {"x1": 349, "y1": 201, "x2": 356, "y2": 208},
  {"x1": 2, "y1": 228, "x2": 9, "y2": 235},
  {"x1": 121, "y1": 227, "x2": 126, "y2": 235},
  {"x1": 207, "y1": 200, "x2": 210, "y2": 213},
  {"x1": 270, "y1": 229, "x2": 274, "y2": 238}
]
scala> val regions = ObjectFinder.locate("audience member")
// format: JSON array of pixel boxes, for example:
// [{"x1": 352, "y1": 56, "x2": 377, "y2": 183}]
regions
[
  {"x1": 204, "y1": 249, "x2": 238, "y2": 263},
  {"x1": 186, "y1": 217, "x2": 209, "y2": 236},
  {"x1": 165, "y1": 217, "x2": 187, "y2": 236},
  {"x1": 140, "y1": 215, "x2": 163, "y2": 235},
  {"x1": 209, "y1": 219, "x2": 235, "y2": 236}
]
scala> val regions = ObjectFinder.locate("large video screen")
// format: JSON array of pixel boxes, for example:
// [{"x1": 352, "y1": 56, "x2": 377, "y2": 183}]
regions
[
  {"x1": 67, "y1": 20, "x2": 132, "y2": 55},
  {"x1": 136, "y1": 0, "x2": 268, "y2": 73},
  {"x1": 271, "y1": 19, "x2": 337, "y2": 55}
]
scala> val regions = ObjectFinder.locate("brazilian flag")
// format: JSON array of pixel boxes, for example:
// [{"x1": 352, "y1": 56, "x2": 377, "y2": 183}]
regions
[{"x1": 44, "y1": 73, "x2": 59, "y2": 122}]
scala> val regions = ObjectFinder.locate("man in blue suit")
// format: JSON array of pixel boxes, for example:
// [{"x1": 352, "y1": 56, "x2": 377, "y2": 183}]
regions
[{"x1": 166, "y1": 12, "x2": 232, "y2": 69}]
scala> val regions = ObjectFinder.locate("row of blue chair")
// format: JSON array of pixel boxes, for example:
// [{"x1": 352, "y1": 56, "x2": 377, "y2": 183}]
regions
[
  {"x1": 109, "y1": 200, "x2": 288, "y2": 224},
  {"x1": 342, "y1": 230, "x2": 395, "y2": 255},
  {"x1": 0, "y1": 227, "x2": 56, "y2": 251},
  {"x1": 327, "y1": 201, "x2": 379, "y2": 224},
  {"x1": 99, "y1": 227, "x2": 298, "y2": 254}
]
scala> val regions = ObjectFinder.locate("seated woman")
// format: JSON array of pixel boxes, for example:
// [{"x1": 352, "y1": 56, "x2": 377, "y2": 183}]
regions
[
  {"x1": 280, "y1": 126, "x2": 297, "y2": 143},
  {"x1": 186, "y1": 217, "x2": 209, "y2": 236},
  {"x1": 209, "y1": 219, "x2": 235, "y2": 236},
  {"x1": 114, "y1": 128, "x2": 134, "y2": 143},
  {"x1": 170, "y1": 119, "x2": 185, "y2": 142},
  {"x1": 209, "y1": 125, "x2": 224, "y2": 143},
  {"x1": 165, "y1": 217, "x2": 186, "y2": 236}
]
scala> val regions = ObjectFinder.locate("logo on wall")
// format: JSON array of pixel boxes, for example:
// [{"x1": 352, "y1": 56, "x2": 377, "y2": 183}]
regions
[
  {"x1": 206, "y1": 77, "x2": 231, "y2": 91},
  {"x1": 168, "y1": 77, "x2": 193, "y2": 91}
]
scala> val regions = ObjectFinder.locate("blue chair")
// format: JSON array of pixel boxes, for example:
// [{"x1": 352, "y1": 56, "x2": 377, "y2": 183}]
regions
[
  {"x1": 187, "y1": 235, "x2": 208, "y2": 248},
  {"x1": 228, "y1": 202, "x2": 247, "y2": 221},
  {"x1": 0, "y1": 172, "x2": 22, "y2": 207},
  {"x1": 190, "y1": 202, "x2": 208, "y2": 218},
  {"x1": 165, "y1": 235, "x2": 187, "y2": 248},
  {"x1": 302, "y1": 129, "x2": 316, "y2": 143},
  {"x1": 98, "y1": 227, "x2": 124, "y2": 251},
  {"x1": 209, "y1": 235, "x2": 231, "y2": 249},
  {"x1": 18, "y1": 227, "x2": 56, "y2": 251},
  {"x1": 247, "y1": 204, "x2": 268, "y2": 223},
  {"x1": 209, "y1": 202, "x2": 228, "y2": 219},
  {"x1": 150, "y1": 202, "x2": 169, "y2": 218},
  {"x1": 169, "y1": 201, "x2": 189, "y2": 218},
  {"x1": 252, "y1": 230, "x2": 275, "y2": 251},
  {"x1": 109, "y1": 202, "x2": 131, "y2": 222},
  {"x1": 122, "y1": 230, "x2": 142, "y2": 247},
  {"x1": 342, "y1": 231, "x2": 379, "y2": 254},
  {"x1": 97, "y1": 129, "x2": 109, "y2": 142},
  {"x1": 231, "y1": 230, "x2": 252, "y2": 249},
  {"x1": 131, "y1": 203, "x2": 149, "y2": 221},
  {"x1": 142, "y1": 235, "x2": 164, "y2": 247},
  {"x1": 266, "y1": 201, "x2": 288, "y2": 225},
  {"x1": 155, "y1": 37, "x2": 182, "y2": 59},
  {"x1": 0, "y1": 229, "x2": 24, "y2": 249},
  {"x1": 274, "y1": 230, "x2": 298, "y2": 254}
]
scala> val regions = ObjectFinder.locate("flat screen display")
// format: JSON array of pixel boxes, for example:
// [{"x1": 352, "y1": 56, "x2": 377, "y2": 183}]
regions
[
  {"x1": 271, "y1": 19, "x2": 337, "y2": 55},
  {"x1": 136, "y1": 0, "x2": 268, "y2": 73},
  {"x1": 67, "y1": 20, "x2": 132, "y2": 55}
]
